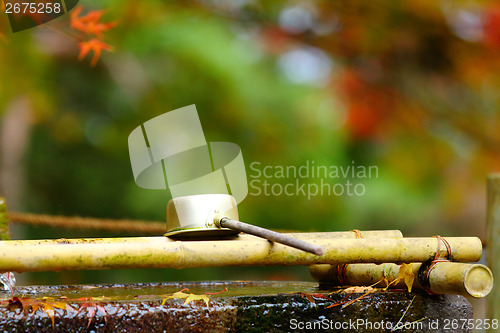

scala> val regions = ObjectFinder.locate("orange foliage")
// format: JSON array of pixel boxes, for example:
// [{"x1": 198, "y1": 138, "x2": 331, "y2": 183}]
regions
[
  {"x1": 7, "y1": 296, "x2": 73, "y2": 328},
  {"x1": 483, "y1": 4, "x2": 500, "y2": 50},
  {"x1": 259, "y1": 26, "x2": 292, "y2": 55},
  {"x1": 78, "y1": 38, "x2": 114, "y2": 67},
  {"x1": 70, "y1": 5, "x2": 116, "y2": 67},
  {"x1": 338, "y1": 69, "x2": 395, "y2": 140},
  {"x1": 0, "y1": 1, "x2": 7, "y2": 42},
  {"x1": 70, "y1": 5, "x2": 117, "y2": 38},
  {"x1": 75, "y1": 297, "x2": 108, "y2": 328}
]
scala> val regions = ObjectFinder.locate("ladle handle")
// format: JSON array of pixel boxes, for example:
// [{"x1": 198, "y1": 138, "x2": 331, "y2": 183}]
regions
[{"x1": 218, "y1": 217, "x2": 324, "y2": 256}]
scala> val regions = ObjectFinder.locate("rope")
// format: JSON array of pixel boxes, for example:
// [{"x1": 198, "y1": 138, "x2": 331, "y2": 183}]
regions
[
  {"x1": 336, "y1": 264, "x2": 349, "y2": 285},
  {"x1": 7, "y1": 212, "x2": 166, "y2": 234},
  {"x1": 432, "y1": 235, "x2": 453, "y2": 261},
  {"x1": 418, "y1": 235, "x2": 454, "y2": 295}
]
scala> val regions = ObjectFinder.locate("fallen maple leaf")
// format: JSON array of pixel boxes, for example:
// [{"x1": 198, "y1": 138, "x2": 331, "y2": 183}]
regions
[
  {"x1": 6, "y1": 296, "x2": 23, "y2": 311},
  {"x1": 40, "y1": 298, "x2": 70, "y2": 328},
  {"x1": 300, "y1": 292, "x2": 331, "y2": 305},
  {"x1": 161, "y1": 288, "x2": 189, "y2": 306},
  {"x1": 75, "y1": 297, "x2": 108, "y2": 328},
  {"x1": 78, "y1": 38, "x2": 114, "y2": 67},
  {"x1": 382, "y1": 263, "x2": 415, "y2": 292},
  {"x1": 326, "y1": 288, "x2": 374, "y2": 309},
  {"x1": 184, "y1": 293, "x2": 210, "y2": 307},
  {"x1": 342, "y1": 286, "x2": 375, "y2": 293},
  {"x1": 397, "y1": 263, "x2": 415, "y2": 292},
  {"x1": 5, "y1": 296, "x2": 72, "y2": 328},
  {"x1": 350, "y1": 229, "x2": 365, "y2": 239},
  {"x1": 340, "y1": 292, "x2": 373, "y2": 309},
  {"x1": 161, "y1": 288, "x2": 228, "y2": 307}
]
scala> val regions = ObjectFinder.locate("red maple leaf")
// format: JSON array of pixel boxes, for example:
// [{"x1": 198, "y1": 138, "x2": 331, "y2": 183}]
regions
[
  {"x1": 6, "y1": 296, "x2": 73, "y2": 328},
  {"x1": 75, "y1": 297, "x2": 108, "y2": 328},
  {"x1": 70, "y1": 5, "x2": 117, "y2": 38},
  {"x1": 78, "y1": 38, "x2": 114, "y2": 67},
  {"x1": 300, "y1": 292, "x2": 332, "y2": 305}
]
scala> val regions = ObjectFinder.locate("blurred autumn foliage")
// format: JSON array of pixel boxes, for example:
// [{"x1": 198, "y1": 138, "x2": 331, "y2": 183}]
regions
[
  {"x1": 70, "y1": 5, "x2": 116, "y2": 66},
  {"x1": 0, "y1": 0, "x2": 500, "y2": 284}
]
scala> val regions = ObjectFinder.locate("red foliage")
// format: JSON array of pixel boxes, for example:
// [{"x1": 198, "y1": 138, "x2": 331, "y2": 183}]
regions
[
  {"x1": 70, "y1": 6, "x2": 117, "y2": 38},
  {"x1": 338, "y1": 69, "x2": 394, "y2": 140},
  {"x1": 78, "y1": 38, "x2": 114, "y2": 67},
  {"x1": 259, "y1": 26, "x2": 293, "y2": 55},
  {"x1": 75, "y1": 297, "x2": 108, "y2": 328},
  {"x1": 483, "y1": 4, "x2": 500, "y2": 50},
  {"x1": 70, "y1": 5, "x2": 116, "y2": 66}
]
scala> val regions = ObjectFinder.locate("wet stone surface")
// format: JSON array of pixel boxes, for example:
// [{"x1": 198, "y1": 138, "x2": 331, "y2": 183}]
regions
[{"x1": 0, "y1": 281, "x2": 472, "y2": 332}]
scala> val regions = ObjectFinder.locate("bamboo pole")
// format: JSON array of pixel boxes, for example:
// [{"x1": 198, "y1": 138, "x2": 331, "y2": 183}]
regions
[
  {"x1": 264, "y1": 230, "x2": 403, "y2": 239},
  {"x1": 0, "y1": 234, "x2": 481, "y2": 273},
  {"x1": 310, "y1": 262, "x2": 493, "y2": 298},
  {"x1": 0, "y1": 197, "x2": 9, "y2": 241},
  {"x1": 487, "y1": 174, "x2": 500, "y2": 323}
]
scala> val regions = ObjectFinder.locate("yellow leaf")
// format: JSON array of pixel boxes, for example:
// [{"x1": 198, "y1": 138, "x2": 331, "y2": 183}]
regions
[
  {"x1": 161, "y1": 288, "x2": 190, "y2": 305},
  {"x1": 342, "y1": 286, "x2": 374, "y2": 293},
  {"x1": 29, "y1": 302, "x2": 40, "y2": 314},
  {"x1": 40, "y1": 298, "x2": 70, "y2": 328},
  {"x1": 397, "y1": 263, "x2": 415, "y2": 292},
  {"x1": 350, "y1": 229, "x2": 365, "y2": 239},
  {"x1": 184, "y1": 293, "x2": 210, "y2": 307},
  {"x1": 161, "y1": 288, "x2": 227, "y2": 307},
  {"x1": 44, "y1": 306, "x2": 56, "y2": 328}
]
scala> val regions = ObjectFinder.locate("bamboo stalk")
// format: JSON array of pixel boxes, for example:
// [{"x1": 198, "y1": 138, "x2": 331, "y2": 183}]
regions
[
  {"x1": 310, "y1": 262, "x2": 493, "y2": 298},
  {"x1": 487, "y1": 174, "x2": 500, "y2": 323},
  {"x1": 238, "y1": 230, "x2": 403, "y2": 239},
  {"x1": 0, "y1": 198, "x2": 9, "y2": 241},
  {"x1": 0, "y1": 234, "x2": 481, "y2": 273}
]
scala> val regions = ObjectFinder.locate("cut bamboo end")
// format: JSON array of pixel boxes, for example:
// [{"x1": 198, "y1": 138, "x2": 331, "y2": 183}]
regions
[
  {"x1": 430, "y1": 262, "x2": 493, "y2": 298},
  {"x1": 310, "y1": 262, "x2": 493, "y2": 298}
]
